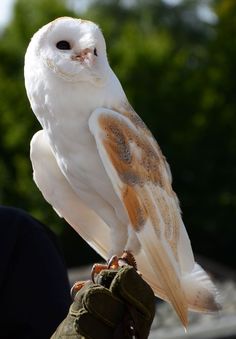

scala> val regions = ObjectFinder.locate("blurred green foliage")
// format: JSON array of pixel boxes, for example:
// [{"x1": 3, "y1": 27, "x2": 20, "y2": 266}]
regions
[{"x1": 0, "y1": 0, "x2": 235, "y2": 267}]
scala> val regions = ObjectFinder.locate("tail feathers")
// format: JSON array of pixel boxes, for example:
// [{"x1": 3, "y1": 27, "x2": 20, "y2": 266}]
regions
[
  {"x1": 137, "y1": 252, "x2": 221, "y2": 314},
  {"x1": 137, "y1": 224, "x2": 189, "y2": 328},
  {"x1": 182, "y1": 263, "x2": 222, "y2": 313}
]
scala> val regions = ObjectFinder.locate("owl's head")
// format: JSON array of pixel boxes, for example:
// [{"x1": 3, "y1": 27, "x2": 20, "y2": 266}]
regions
[{"x1": 25, "y1": 17, "x2": 110, "y2": 85}]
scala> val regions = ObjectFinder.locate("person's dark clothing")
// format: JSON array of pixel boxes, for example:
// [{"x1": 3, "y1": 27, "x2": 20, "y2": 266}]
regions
[{"x1": 0, "y1": 206, "x2": 71, "y2": 339}]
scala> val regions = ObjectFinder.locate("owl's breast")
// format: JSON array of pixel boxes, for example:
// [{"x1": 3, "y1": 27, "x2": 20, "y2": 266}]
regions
[
  {"x1": 46, "y1": 109, "x2": 120, "y2": 209},
  {"x1": 30, "y1": 69, "x2": 126, "y2": 210}
]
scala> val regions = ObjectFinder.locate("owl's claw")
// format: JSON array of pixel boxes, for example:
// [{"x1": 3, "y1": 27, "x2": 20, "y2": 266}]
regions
[
  {"x1": 119, "y1": 250, "x2": 137, "y2": 270},
  {"x1": 73, "y1": 252, "x2": 139, "y2": 293},
  {"x1": 70, "y1": 280, "x2": 90, "y2": 298},
  {"x1": 91, "y1": 263, "x2": 109, "y2": 282},
  {"x1": 107, "y1": 255, "x2": 119, "y2": 269},
  {"x1": 91, "y1": 250, "x2": 138, "y2": 282}
]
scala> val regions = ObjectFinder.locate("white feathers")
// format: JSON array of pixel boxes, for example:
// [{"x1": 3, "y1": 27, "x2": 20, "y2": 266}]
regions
[
  {"x1": 182, "y1": 263, "x2": 221, "y2": 312},
  {"x1": 30, "y1": 130, "x2": 111, "y2": 259},
  {"x1": 25, "y1": 17, "x2": 221, "y2": 327}
]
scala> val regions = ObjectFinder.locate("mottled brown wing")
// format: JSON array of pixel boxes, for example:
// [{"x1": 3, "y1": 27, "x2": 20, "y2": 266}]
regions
[{"x1": 89, "y1": 106, "x2": 189, "y2": 327}]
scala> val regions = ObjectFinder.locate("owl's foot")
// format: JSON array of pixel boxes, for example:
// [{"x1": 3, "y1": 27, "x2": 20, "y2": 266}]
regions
[
  {"x1": 91, "y1": 263, "x2": 110, "y2": 282},
  {"x1": 70, "y1": 280, "x2": 90, "y2": 298},
  {"x1": 118, "y1": 250, "x2": 137, "y2": 270},
  {"x1": 71, "y1": 251, "x2": 139, "y2": 296},
  {"x1": 91, "y1": 250, "x2": 137, "y2": 282}
]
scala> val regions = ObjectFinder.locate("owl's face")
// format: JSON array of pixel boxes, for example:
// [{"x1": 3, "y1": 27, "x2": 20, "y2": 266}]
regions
[{"x1": 27, "y1": 17, "x2": 109, "y2": 85}]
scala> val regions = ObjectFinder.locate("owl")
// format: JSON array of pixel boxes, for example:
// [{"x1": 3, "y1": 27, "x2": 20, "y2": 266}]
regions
[{"x1": 24, "y1": 17, "x2": 221, "y2": 327}]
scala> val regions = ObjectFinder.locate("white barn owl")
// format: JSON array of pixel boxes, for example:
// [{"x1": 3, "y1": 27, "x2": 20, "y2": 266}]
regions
[{"x1": 24, "y1": 17, "x2": 221, "y2": 327}]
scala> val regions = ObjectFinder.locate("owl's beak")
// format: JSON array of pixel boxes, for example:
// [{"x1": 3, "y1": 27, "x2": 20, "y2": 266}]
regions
[{"x1": 71, "y1": 48, "x2": 93, "y2": 63}]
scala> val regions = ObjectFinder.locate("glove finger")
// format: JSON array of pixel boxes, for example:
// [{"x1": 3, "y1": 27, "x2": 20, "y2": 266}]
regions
[
  {"x1": 94, "y1": 269, "x2": 118, "y2": 289},
  {"x1": 75, "y1": 308, "x2": 116, "y2": 339},
  {"x1": 110, "y1": 266, "x2": 156, "y2": 321},
  {"x1": 70, "y1": 281, "x2": 95, "y2": 315},
  {"x1": 111, "y1": 266, "x2": 156, "y2": 338},
  {"x1": 83, "y1": 285, "x2": 125, "y2": 328}
]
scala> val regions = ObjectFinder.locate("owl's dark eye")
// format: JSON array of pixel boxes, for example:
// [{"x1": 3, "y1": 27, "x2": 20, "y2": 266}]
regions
[
  {"x1": 94, "y1": 48, "x2": 98, "y2": 56},
  {"x1": 56, "y1": 40, "x2": 71, "y2": 50}
]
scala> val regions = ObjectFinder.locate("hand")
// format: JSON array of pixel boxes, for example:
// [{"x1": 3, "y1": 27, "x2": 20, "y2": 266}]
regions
[{"x1": 51, "y1": 266, "x2": 156, "y2": 339}]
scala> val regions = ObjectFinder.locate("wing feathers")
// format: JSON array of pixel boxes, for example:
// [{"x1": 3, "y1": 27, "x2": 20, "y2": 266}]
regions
[
  {"x1": 137, "y1": 222, "x2": 189, "y2": 328},
  {"x1": 90, "y1": 108, "x2": 190, "y2": 325},
  {"x1": 89, "y1": 106, "x2": 221, "y2": 327}
]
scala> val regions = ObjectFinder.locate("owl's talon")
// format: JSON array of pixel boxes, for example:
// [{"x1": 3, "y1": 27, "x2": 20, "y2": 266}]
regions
[
  {"x1": 91, "y1": 263, "x2": 109, "y2": 282},
  {"x1": 71, "y1": 280, "x2": 89, "y2": 298},
  {"x1": 107, "y1": 255, "x2": 119, "y2": 269},
  {"x1": 91, "y1": 251, "x2": 138, "y2": 282},
  {"x1": 119, "y1": 250, "x2": 137, "y2": 270}
]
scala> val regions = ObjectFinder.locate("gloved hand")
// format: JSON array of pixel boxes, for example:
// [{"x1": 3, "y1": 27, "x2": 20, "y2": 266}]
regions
[{"x1": 51, "y1": 266, "x2": 156, "y2": 339}]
